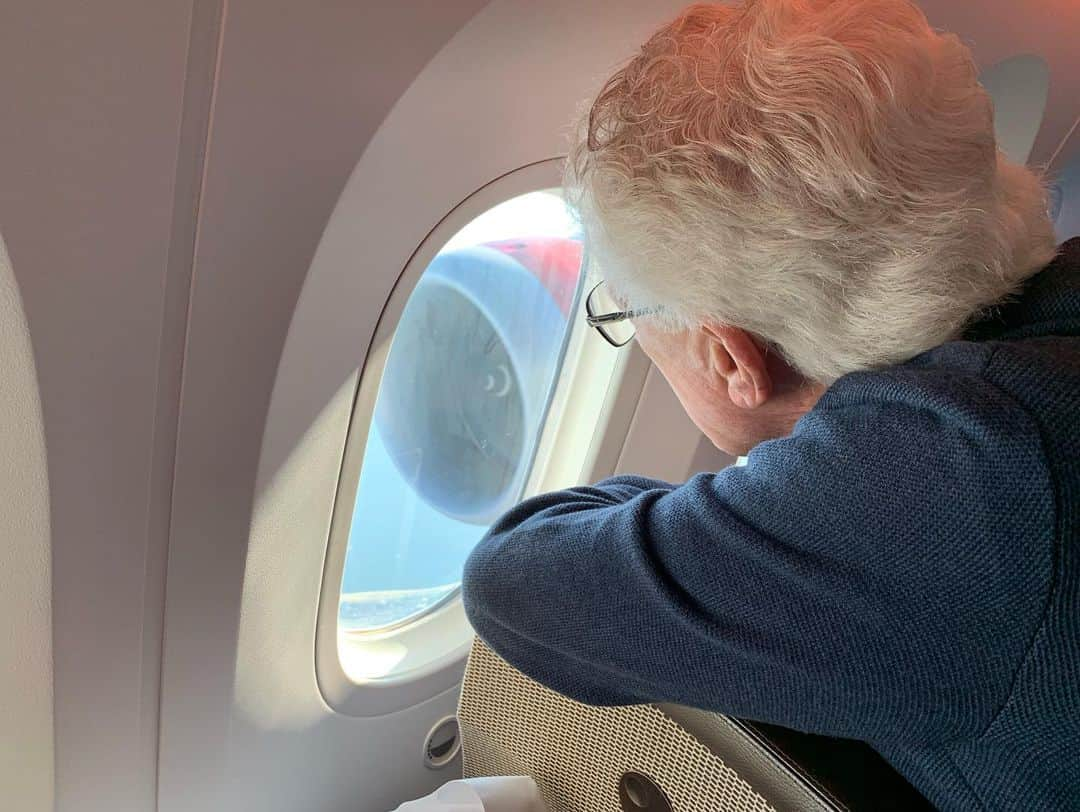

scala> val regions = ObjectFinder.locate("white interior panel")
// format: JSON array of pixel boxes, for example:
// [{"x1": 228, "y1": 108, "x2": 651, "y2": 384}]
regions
[
  {"x1": 616, "y1": 366, "x2": 736, "y2": 483},
  {"x1": 0, "y1": 4, "x2": 197, "y2": 808},
  {"x1": 0, "y1": 234, "x2": 54, "y2": 812}
]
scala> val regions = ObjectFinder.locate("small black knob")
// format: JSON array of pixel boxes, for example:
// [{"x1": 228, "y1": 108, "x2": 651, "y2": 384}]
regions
[{"x1": 618, "y1": 771, "x2": 672, "y2": 812}]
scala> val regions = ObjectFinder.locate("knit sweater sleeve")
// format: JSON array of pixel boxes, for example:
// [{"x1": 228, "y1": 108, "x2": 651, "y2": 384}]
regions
[{"x1": 461, "y1": 379, "x2": 1055, "y2": 745}]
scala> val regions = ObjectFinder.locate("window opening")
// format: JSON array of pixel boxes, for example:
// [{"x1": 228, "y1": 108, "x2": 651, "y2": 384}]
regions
[
  {"x1": 1049, "y1": 148, "x2": 1080, "y2": 241},
  {"x1": 338, "y1": 190, "x2": 585, "y2": 634}
]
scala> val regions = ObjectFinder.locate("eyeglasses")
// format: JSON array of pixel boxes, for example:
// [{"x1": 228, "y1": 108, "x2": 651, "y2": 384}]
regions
[{"x1": 584, "y1": 281, "x2": 662, "y2": 347}]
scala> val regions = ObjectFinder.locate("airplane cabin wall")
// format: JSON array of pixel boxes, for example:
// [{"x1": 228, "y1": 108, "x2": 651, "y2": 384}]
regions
[
  {"x1": 0, "y1": 234, "x2": 53, "y2": 810},
  {"x1": 0, "y1": 4, "x2": 197, "y2": 808}
]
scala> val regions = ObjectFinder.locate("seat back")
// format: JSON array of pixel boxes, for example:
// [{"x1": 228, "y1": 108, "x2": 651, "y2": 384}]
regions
[{"x1": 458, "y1": 639, "x2": 839, "y2": 812}]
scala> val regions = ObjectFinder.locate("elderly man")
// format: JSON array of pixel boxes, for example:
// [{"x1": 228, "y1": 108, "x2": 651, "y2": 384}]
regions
[{"x1": 461, "y1": 1, "x2": 1078, "y2": 809}]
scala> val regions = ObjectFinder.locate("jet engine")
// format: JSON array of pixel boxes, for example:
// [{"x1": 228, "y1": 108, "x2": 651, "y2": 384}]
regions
[{"x1": 374, "y1": 237, "x2": 582, "y2": 525}]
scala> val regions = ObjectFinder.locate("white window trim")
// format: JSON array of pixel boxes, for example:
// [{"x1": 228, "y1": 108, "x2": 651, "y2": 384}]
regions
[{"x1": 315, "y1": 159, "x2": 652, "y2": 717}]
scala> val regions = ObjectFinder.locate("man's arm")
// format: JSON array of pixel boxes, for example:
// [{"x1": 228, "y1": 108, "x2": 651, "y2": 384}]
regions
[{"x1": 461, "y1": 391, "x2": 1052, "y2": 745}]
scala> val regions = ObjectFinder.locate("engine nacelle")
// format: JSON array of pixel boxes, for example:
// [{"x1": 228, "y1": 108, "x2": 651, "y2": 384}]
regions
[{"x1": 375, "y1": 240, "x2": 579, "y2": 525}]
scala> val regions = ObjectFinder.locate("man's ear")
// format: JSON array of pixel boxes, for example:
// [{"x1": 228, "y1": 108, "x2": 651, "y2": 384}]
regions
[{"x1": 701, "y1": 324, "x2": 772, "y2": 409}]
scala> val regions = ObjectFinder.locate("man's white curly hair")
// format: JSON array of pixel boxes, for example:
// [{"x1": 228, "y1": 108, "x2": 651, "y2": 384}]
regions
[{"x1": 566, "y1": 0, "x2": 1058, "y2": 383}]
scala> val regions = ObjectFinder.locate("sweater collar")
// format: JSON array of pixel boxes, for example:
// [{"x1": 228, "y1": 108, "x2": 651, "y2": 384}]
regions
[{"x1": 964, "y1": 237, "x2": 1080, "y2": 342}]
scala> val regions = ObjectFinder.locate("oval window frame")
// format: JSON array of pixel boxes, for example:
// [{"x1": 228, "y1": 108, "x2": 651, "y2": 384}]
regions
[{"x1": 315, "y1": 158, "x2": 641, "y2": 717}]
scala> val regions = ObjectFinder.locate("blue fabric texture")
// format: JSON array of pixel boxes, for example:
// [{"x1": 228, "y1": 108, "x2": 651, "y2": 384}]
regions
[{"x1": 462, "y1": 238, "x2": 1080, "y2": 811}]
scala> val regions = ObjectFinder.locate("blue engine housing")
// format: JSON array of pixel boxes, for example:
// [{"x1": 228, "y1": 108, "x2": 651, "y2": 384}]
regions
[{"x1": 374, "y1": 245, "x2": 567, "y2": 525}]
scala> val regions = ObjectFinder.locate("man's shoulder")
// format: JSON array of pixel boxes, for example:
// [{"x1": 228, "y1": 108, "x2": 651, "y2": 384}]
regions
[
  {"x1": 766, "y1": 345, "x2": 1055, "y2": 561},
  {"x1": 809, "y1": 328, "x2": 1078, "y2": 470},
  {"x1": 827, "y1": 334, "x2": 990, "y2": 393},
  {"x1": 736, "y1": 344, "x2": 1057, "y2": 637},
  {"x1": 800, "y1": 340, "x2": 1033, "y2": 453}
]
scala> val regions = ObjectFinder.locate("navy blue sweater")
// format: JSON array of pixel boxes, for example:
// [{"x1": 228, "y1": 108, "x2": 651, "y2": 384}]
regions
[{"x1": 462, "y1": 239, "x2": 1080, "y2": 811}]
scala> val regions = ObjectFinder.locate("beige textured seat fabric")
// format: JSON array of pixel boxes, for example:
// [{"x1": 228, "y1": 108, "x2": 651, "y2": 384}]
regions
[{"x1": 459, "y1": 639, "x2": 839, "y2": 812}]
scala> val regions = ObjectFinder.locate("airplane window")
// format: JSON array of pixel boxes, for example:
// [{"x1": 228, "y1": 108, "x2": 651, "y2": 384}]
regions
[
  {"x1": 978, "y1": 54, "x2": 1049, "y2": 166},
  {"x1": 338, "y1": 190, "x2": 584, "y2": 635},
  {"x1": 1049, "y1": 149, "x2": 1080, "y2": 241}
]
